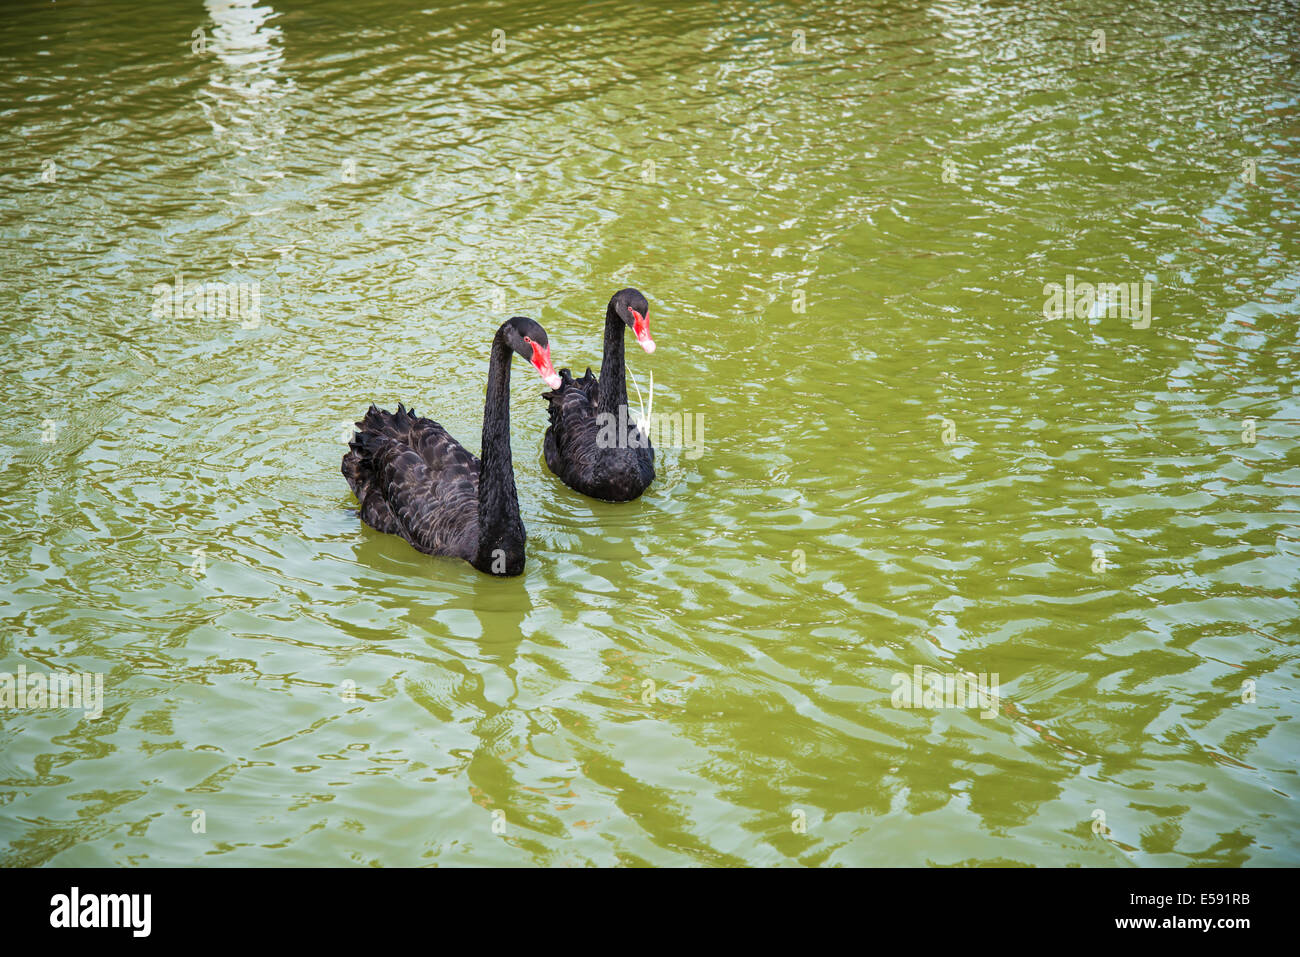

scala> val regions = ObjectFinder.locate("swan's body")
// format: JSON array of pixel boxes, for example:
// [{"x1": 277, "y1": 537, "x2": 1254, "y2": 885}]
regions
[
  {"x1": 543, "y1": 288, "x2": 656, "y2": 502},
  {"x1": 342, "y1": 317, "x2": 559, "y2": 576},
  {"x1": 343, "y1": 404, "x2": 499, "y2": 564}
]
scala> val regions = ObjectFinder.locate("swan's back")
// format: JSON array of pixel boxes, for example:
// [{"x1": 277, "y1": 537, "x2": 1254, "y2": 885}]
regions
[
  {"x1": 542, "y1": 368, "x2": 599, "y2": 472},
  {"x1": 343, "y1": 403, "x2": 481, "y2": 558},
  {"x1": 543, "y1": 369, "x2": 654, "y2": 501}
]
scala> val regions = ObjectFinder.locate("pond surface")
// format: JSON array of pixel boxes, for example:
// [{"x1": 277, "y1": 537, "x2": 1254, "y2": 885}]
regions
[{"x1": 1, "y1": 0, "x2": 1298, "y2": 866}]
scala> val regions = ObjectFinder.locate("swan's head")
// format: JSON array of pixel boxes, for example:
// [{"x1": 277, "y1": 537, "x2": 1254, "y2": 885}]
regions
[
  {"x1": 611, "y1": 287, "x2": 654, "y2": 354},
  {"x1": 503, "y1": 316, "x2": 561, "y2": 389}
]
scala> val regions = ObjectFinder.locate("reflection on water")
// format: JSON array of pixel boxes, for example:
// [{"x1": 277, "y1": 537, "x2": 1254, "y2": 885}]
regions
[
  {"x1": 200, "y1": 0, "x2": 291, "y2": 183},
  {"x1": 0, "y1": 0, "x2": 1297, "y2": 866}
]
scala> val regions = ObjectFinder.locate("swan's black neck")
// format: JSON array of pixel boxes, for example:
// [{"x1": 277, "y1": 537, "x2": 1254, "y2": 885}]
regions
[
  {"x1": 474, "y1": 329, "x2": 525, "y2": 575},
  {"x1": 598, "y1": 300, "x2": 628, "y2": 413}
]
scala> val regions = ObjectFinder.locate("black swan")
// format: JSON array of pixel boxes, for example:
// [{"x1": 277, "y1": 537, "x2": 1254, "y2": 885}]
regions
[
  {"x1": 342, "y1": 317, "x2": 561, "y2": 576},
  {"x1": 543, "y1": 288, "x2": 656, "y2": 501}
]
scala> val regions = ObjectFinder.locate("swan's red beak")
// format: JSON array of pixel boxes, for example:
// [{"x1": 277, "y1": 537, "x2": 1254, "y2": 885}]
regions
[
  {"x1": 529, "y1": 341, "x2": 561, "y2": 389},
  {"x1": 631, "y1": 309, "x2": 655, "y2": 354}
]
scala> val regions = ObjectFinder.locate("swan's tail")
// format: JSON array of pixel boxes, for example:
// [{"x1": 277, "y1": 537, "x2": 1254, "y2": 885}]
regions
[
  {"x1": 342, "y1": 404, "x2": 387, "y2": 492},
  {"x1": 342, "y1": 404, "x2": 406, "y2": 534}
]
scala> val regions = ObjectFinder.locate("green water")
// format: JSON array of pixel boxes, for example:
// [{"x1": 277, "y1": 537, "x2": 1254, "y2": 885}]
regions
[{"x1": 2, "y1": 0, "x2": 1298, "y2": 867}]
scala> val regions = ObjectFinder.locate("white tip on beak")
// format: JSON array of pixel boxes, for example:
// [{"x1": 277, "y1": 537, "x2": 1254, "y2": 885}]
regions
[
  {"x1": 638, "y1": 338, "x2": 656, "y2": 354},
  {"x1": 544, "y1": 373, "x2": 562, "y2": 389}
]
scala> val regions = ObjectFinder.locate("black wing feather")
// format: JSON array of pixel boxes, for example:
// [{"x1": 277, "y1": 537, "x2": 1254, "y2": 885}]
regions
[
  {"x1": 542, "y1": 369, "x2": 654, "y2": 501},
  {"x1": 342, "y1": 403, "x2": 481, "y2": 560}
]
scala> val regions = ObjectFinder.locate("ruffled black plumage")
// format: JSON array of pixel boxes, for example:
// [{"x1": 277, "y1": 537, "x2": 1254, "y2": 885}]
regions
[
  {"x1": 342, "y1": 403, "x2": 482, "y2": 561},
  {"x1": 543, "y1": 368, "x2": 654, "y2": 502}
]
